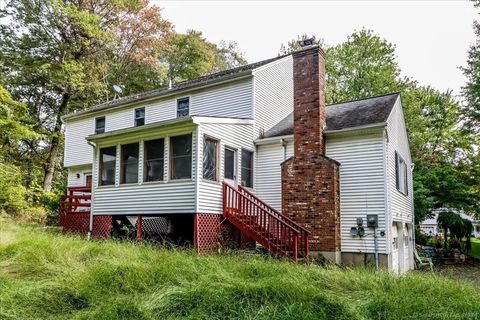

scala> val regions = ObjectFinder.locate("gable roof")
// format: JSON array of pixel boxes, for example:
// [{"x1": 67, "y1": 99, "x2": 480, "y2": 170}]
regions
[
  {"x1": 63, "y1": 55, "x2": 289, "y2": 120},
  {"x1": 262, "y1": 93, "x2": 400, "y2": 138}
]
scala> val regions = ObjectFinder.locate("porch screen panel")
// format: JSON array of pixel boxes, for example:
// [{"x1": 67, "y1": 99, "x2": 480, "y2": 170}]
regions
[
  {"x1": 144, "y1": 138, "x2": 164, "y2": 182},
  {"x1": 203, "y1": 138, "x2": 218, "y2": 181},
  {"x1": 171, "y1": 134, "x2": 192, "y2": 180},
  {"x1": 121, "y1": 143, "x2": 139, "y2": 184},
  {"x1": 241, "y1": 149, "x2": 253, "y2": 188},
  {"x1": 99, "y1": 146, "x2": 116, "y2": 185}
]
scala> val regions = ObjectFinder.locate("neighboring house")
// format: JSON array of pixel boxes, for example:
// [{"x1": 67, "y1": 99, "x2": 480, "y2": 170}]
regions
[
  {"x1": 61, "y1": 44, "x2": 414, "y2": 273},
  {"x1": 420, "y1": 209, "x2": 480, "y2": 238}
]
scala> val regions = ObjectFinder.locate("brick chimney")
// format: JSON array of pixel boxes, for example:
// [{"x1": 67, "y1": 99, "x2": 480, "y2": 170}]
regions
[{"x1": 281, "y1": 44, "x2": 341, "y2": 262}]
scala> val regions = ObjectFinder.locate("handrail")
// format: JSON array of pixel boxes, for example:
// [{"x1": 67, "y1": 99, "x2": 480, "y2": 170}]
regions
[
  {"x1": 59, "y1": 186, "x2": 92, "y2": 216},
  {"x1": 237, "y1": 185, "x2": 310, "y2": 234},
  {"x1": 237, "y1": 185, "x2": 309, "y2": 258},
  {"x1": 223, "y1": 182, "x2": 304, "y2": 260}
]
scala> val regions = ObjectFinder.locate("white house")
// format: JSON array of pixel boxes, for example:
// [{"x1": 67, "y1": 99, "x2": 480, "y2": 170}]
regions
[
  {"x1": 420, "y1": 209, "x2": 480, "y2": 238},
  {"x1": 61, "y1": 44, "x2": 414, "y2": 273}
]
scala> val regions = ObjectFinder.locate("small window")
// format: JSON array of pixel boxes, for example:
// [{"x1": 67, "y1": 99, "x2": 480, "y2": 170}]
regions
[
  {"x1": 144, "y1": 139, "x2": 164, "y2": 182},
  {"x1": 121, "y1": 143, "x2": 139, "y2": 184},
  {"x1": 95, "y1": 116, "x2": 105, "y2": 134},
  {"x1": 476, "y1": 226, "x2": 480, "y2": 233},
  {"x1": 203, "y1": 137, "x2": 218, "y2": 181},
  {"x1": 135, "y1": 107, "x2": 145, "y2": 127},
  {"x1": 241, "y1": 149, "x2": 253, "y2": 188},
  {"x1": 99, "y1": 146, "x2": 116, "y2": 185},
  {"x1": 170, "y1": 134, "x2": 192, "y2": 179},
  {"x1": 224, "y1": 148, "x2": 235, "y2": 180},
  {"x1": 177, "y1": 97, "x2": 189, "y2": 118},
  {"x1": 395, "y1": 152, "x2": 408, "y2": 195}
]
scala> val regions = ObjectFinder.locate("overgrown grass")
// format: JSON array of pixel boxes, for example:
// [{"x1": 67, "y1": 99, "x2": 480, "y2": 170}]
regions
[{"x1": 1, "y1": 224, "x2": 479, "y2": 320}]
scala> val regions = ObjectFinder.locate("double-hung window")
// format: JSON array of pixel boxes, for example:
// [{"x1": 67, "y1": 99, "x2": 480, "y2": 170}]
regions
[
  {"x1": 134, "y1": 107, "x2": 145, "y2": 127},
  {"x1": 144, "y1": 139, "x2": 164, "y2": 182},
  {"x1": 170, "y1": 134, "x2": 192, "y2": 179},
  {"x1": 241, "y1": 149, "x2": 253, "y2": 188},
  {"x1": 99, "y1": 146, "x2": 116, "y2": 185},
  {"x1": 203, "y1": 137, "x2": 218, "y2": 181},
  {"x1": 177, "y1": 97, "x2": 189, "y2": 118},
  {"x1": 95, "y1": 116, "x2": 105, "y2": 134},
  {"x1": 395, "y1": 152, "x2": 408, "y2": 195},
  {"x1": 121, "y1": 143, "x2": 139, "y2": 184}
]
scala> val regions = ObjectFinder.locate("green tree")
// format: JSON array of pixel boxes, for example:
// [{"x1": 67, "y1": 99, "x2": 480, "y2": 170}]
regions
[{"x1": 0, "y1": 0, "x2": 171, "y2": 192}]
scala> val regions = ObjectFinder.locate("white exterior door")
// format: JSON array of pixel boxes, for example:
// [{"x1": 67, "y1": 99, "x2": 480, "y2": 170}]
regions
[
  {"x1": 224, "y1": 147, "x2": 237, "y2": 187},
  {"x1": 391, "y1": 223, "x2": 399, "y2": 273}
]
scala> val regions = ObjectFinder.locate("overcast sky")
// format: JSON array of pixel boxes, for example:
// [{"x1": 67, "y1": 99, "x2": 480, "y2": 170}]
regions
[{"x1": 156, "y1": 0, "x2": 478, "y2": 97}]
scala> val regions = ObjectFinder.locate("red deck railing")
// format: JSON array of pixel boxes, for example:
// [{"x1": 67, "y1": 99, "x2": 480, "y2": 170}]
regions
[
  {"x1": 59, "y1": 186, "x2": 92, "y2": 215},
  {"x1": 223, "y1": 182, "x2": 309, "y2": 261},
  {"x1": 237, "y1": 185, "x2": 309, "y2": 258}
]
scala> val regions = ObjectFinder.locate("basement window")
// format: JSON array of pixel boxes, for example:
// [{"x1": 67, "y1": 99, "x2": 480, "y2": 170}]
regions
[
  {"x1": 203, "y1": 137, "x2": 218, "y2": 181},
  {"x1": 241, "y1": 149, "x2": 253, "y2": 188},
  {"x1": 395, "y1": 152, "x2": 408, "y2": 195},
  {"x1": 170, "y1": 134, "x2": 192, "y2": 180},
  {"x1": 99, "y1": 146, "x2": 116, "y2": 186},
  {"x1": 134, "y1": 107, "x2": 145, "y2": 127},
  {"x1": 95, "y1": 116, "x2": 105, "y2": 134},
  {"x1": 144, "y1": 138, "x2": 164, "y2": 182},
  {"x1": 121, "y1": 143, "x2": 139, "y2": 184},
  {"x1": 177, "y1": 97, "x2": 190, "y2": 118}
]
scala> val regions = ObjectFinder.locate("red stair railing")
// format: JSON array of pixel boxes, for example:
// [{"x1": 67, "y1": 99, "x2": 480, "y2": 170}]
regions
[
  {"x1": 59, "y1": 186, "x2": 92, "y2": 215},
  {"x1": 237, "y1": 185, "x2": 309, "y2": 258},
  {"x1": 223, "y1": 182, "x2": 302, "y2": 261}
]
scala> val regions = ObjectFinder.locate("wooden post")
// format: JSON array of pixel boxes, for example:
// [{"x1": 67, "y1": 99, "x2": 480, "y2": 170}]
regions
[{"x1": 136, "y1": 215, "x2": 142, "y2": 241}]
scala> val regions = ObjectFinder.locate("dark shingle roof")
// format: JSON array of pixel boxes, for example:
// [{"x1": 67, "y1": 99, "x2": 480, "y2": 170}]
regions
[
  {"x1": 63, "y1": 55, "x2": 289, "y2": 120},
  {"x1": 263, "y1": 93, "x2": 400, "y2": 138}
]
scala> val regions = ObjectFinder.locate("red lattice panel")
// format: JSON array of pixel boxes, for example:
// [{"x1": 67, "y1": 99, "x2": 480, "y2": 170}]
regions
[
  {"x1": 194, "y1": 213, "x2": 256, "y2": 253},
  {"x1": 194, "y1": 213, "x2": 223, "y2": 253},
  {"x1": 59, "y1": 213, "x2": 112, "y2": 239}
]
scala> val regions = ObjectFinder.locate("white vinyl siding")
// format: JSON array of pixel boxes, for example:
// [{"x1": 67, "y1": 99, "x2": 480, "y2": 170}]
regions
[
  {"x1": 386, "y1": 99, "x2": 414, "y2": 224},
  {"x1": 64, "y1": 117, "x2": 94, "y2": 167},
  {"x1": 253, "y1": 56, "x2": 293, "y2": 138},
  {"x1": 196, "y1": 122, "x2": 254, "y2": 214},
  {"x1": 255, "y1": 130, "x2": 388, "y2": 254},
  {"x1": 64, "y1": 79, "x2": 253, "y2": 168},
  {"x1": 67, "y1": 165, "x2": 92, "y2": 187}
]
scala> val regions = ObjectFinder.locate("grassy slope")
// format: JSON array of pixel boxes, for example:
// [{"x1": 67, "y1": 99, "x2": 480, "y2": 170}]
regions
[
  {"x1": 471, "y1": 238, "x2": 480, "y2": 260},
  {"x1": 0, "y1": 225, "x2": 479, "y2": 320}
]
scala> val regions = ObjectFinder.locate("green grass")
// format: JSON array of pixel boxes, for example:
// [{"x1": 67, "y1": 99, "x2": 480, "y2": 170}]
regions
[
  {"x1": 471, "y1": 238, "x2": 480, "y2": 260},
  {"x1": 1, "y1": 224, "x2": 479, "y2": 320}
]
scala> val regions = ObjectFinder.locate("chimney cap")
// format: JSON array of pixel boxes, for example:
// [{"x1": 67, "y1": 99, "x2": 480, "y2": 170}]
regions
[{"x1": 299, "y1": 38, "x2": 316, "y2": 47}]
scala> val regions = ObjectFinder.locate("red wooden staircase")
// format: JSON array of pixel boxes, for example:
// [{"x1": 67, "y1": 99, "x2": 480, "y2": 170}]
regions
[{"x1": 223, "y1": 182, "x2": 309, "y2": 261}]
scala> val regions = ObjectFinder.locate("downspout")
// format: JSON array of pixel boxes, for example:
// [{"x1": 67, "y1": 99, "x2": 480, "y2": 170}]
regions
[
  {"x1": 281, "y1": 138, "x2": 287, "y2": 160},
  {"x1": 87, "y1": 140, "x2": 96, "y2": 240},
  {"x1": 410, "y1": 163, "x2": 416, "y2": 268}
]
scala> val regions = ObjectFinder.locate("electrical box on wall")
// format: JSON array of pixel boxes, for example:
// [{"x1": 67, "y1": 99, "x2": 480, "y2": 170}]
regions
[{"x1": 367, "y1": 214, "x2": 378, "y2": 228}]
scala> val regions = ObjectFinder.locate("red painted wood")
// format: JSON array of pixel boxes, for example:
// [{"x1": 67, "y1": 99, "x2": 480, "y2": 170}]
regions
[{"x1": 223, "y1": 182, "x2": 308, "y2": 261}]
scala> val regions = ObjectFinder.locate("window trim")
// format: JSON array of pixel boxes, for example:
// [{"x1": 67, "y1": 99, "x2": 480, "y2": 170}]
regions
[
  {"x1": 176, "y1": 97, "x2": 190, "y2": 118},
  {"x1": 224, "y1": 146, "x2": 237, "y2": 182},
  {"x1": 95, "y1": 116, "x2": 105, "y2": 134},
  {"x1": 240, "y1": 148, "x2": 254, "y2": 188},
  {"x1": 395, "y1": 151, "x2": 408, "y2": 196},
  {"x1": 120, "y1": 142, "x2": 140, "y2": 185},
  {"x1": 99, "y1": 146, "x2": 116, "y2": 186},
  {"x1": 170, "y1": 133, "x2": 193, "y2": 180},
  {"x1": 143, "y1": 138, "x2": 165, "y2": 183},
  {"x1": 134, "y1": 107, "x2": 145, "y2": 127},
  {"x1": 202, "y1": 135, "x2": 220, "y2": 182}
]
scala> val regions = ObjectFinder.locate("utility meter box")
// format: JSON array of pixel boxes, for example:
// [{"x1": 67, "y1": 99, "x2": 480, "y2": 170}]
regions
[{"x1": 366, "y1": 214, "x2": 378, "y2": 228}]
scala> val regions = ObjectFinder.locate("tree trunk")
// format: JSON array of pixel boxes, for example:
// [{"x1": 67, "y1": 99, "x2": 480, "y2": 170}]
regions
[{"x1": 43, "y1": 93, "x2": 69, "y2": 192}]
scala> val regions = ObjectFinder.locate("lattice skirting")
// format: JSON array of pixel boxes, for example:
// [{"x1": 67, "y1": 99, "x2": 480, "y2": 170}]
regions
[
  {"x1": 59, "y1": 213, "x2": 112, "y2": 239},
  {"x1": 194, "y1": 213, "x2": 255, "y2": 253}
]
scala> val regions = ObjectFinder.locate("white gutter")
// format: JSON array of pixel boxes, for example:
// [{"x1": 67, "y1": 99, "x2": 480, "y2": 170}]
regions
[{"x1": 86, "y1": 140, "x2": 96, "y2": 240}]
